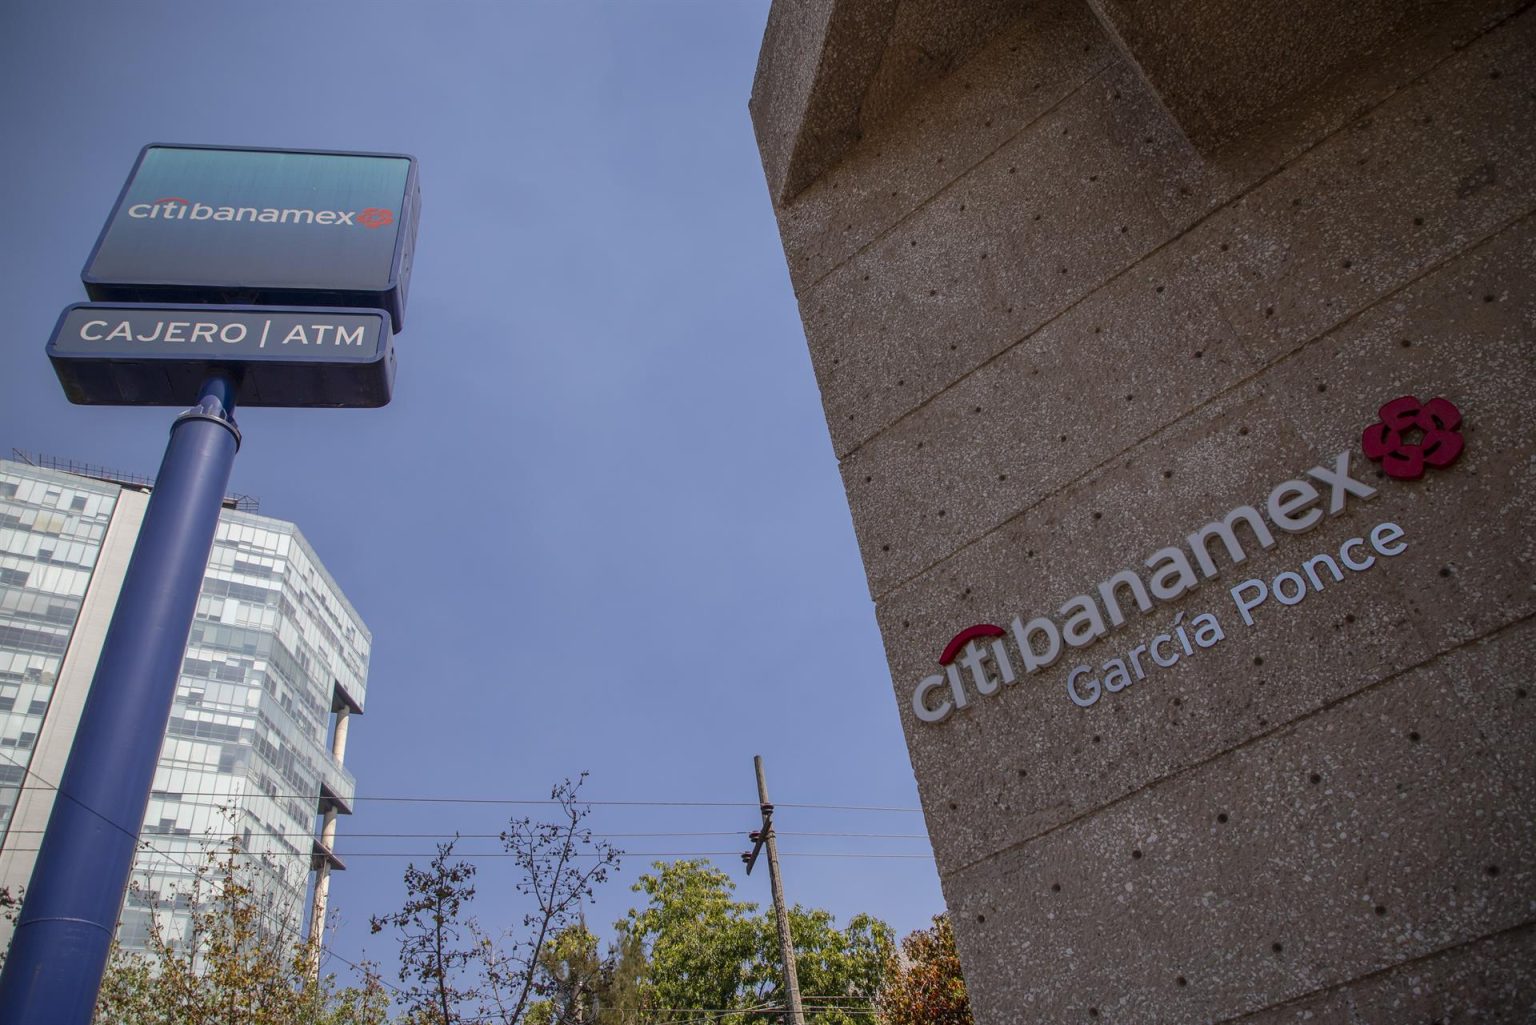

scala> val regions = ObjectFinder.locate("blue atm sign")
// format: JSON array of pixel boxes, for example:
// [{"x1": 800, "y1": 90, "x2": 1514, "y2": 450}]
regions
[
  {"x1": 48, "y1": 304, "x2": 395, "y2": 407},
  {"x1": 83, "y1": 145, "x2": 419, "y2": 331}
]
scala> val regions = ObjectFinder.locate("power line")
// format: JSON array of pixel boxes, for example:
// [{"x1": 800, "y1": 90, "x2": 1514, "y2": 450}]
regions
[
  {"x1": 2, "y1": 782, "x2": 925, "y2": 813},
  {"x1": 3, "y1": 828, "x2": 931, "y2": 840},
  {"x1": 0, "y1": 848, "x2": 936, "y2": 860}
]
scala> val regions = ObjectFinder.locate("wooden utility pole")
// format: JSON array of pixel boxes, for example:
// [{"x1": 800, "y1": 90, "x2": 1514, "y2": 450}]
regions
[{"x1": 743, "y1": 755, "x2": 807, "y2": 1025}]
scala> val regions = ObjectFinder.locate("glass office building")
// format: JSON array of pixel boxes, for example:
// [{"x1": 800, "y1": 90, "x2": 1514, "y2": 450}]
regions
[{"x1": 0, "y1": 457, "x2": 368, "y2": 955}]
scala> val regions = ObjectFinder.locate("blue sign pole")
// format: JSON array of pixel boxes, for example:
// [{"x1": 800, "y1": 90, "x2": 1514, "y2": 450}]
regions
[{"x1": 0, "y1": 377, "x2": 241, "y2": 1024}]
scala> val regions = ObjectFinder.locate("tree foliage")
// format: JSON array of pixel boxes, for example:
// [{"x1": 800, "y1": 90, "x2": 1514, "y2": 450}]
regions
[
  {"x1": 617, "y1": 859, "x2": 892, "y2": 1025},
  {"x1": 90, "y1": 843, "x2": 389, "y2": 1025},
  {"x1": 878, "y1": 914, "x2": 973, "y2": 1025}
]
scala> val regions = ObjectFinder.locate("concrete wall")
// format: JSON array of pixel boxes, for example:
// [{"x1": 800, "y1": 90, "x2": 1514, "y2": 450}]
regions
[{"x1": 752, "y1": 1, "x2": 1536, "y2": 1021}]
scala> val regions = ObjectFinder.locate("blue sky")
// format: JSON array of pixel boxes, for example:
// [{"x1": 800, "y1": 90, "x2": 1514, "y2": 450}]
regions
[{"x1": 0, "y1": 0, "x2": 942, "y2": 979}]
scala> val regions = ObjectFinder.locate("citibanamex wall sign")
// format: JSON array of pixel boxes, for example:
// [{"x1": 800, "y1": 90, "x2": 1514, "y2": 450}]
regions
[{"x1": 912, "y1": 396, "x2": 1464, "y2": 723}]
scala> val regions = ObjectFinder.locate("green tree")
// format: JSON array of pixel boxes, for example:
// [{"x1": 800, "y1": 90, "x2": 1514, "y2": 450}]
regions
[
  {"x1": 877, "y1": 914, "x2": 973, "y2": 1025},
  {"x1": 523, "y1": 921, "x2": 650, "y2": 1025},
  {"x1": 90, "y1": 842, "x2": 389, "y2": 1025},
  {"x1": 617, "y1": 859, "x2": 892, "y2": 1025}
]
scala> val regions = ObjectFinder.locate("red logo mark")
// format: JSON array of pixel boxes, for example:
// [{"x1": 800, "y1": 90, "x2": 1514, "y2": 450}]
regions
[
  {"x1": 152, "y1": 197, "x2": 189, "y2": 204},
  {"x1": 939, "y1": 624, "x2": 1006, "y2": 665},
  {"x1": 1361, "y1": 395, "x2": 1464, "y2": 480},
  {"x1": 357, "y1": 207, "x2": 394, "y2": 229}
]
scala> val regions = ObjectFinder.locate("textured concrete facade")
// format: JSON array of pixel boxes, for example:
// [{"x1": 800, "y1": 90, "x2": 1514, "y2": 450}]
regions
[{"x1": 751, "y1": 1, "x2": 1535, "y2": 1021}]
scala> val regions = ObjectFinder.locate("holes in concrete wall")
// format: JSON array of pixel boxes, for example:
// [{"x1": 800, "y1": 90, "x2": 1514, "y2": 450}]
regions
[
  {"x1": 1317, "y1": 383, "x2": 1328, "y2": 393},
  {"x1": 1051, "y1": 882, "x2": 1061, "y2": 892},
  {"x1": 1413, "y1": 216, "x2": 1424, "y2": 226},
  {"x1": 1238, "y1": 426, "x2": 1249, "y2": 436},
  {"x1": 1486, "y1": 864, "x2": 1500, "y2": 876},
  {"x1": 1309, "y1": 773, "x2": 1322, "y2": 785},
  {"x1": 1401, "y1": 337, "x2": 1413, "y2": 348},
  {"x1": 1163, "y1": 470, "x2": 1174, "y2": 479},
  {"x1": 1175, "y1": 975, "x2": 1188, "y2": 987},
  {"x1": 1265, "y1": 306, "x2": 1274, "y2": 318},
  {"x1": 1131, "y1": 849, "x2": 1142, "y2": 860},
  {"x1": 1374, "y1": 904, "x2": 1387, "y2": 916},
  {"x1": 1408, "y1": 730, "x2": 1421, "y2": 742},
  {"x1": 1253, "y1": 656, "x2": 1264, "y2": 666},
  {"x1": 1271, "y1": 942, "x2": 1284, "y2": 954},
  {"x1": 1216, "y1": 812, "x2": 1229, "y2": 824},
  {"x1": 998, "y1": 473, "x2": 1008, "y2": 482}
]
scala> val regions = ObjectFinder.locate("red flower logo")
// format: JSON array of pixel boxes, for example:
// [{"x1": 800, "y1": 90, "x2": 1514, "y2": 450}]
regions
[
  {"x1": 1361, "y1": 395, "x2": 1464, "y2": 480},
  {"x1": 357, "y1": 207, "x2": 394, "y2": 229}
]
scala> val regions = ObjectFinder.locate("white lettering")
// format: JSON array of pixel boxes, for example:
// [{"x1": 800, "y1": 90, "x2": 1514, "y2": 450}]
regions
[
  {"x1": 1267, "y1": 479, "x2": 1322, "y2": 533},
  {"x1": 1307, "y1": 451, "x2": 1378, "y2": 514},
  {"x1": 1187, "y1": 505, "x2": 1275, "y2": 578},
  {"x1": 1012, "y1": 616, "x2": 1061, "y2": 673},
  {"x1": 1231, "y1": 578, "x2": 1267, "y2": 626},
  {"x1": 1371, "y1": 521, "x2": 1407, "y2": 556},
  {"x1": 1067, "y1": 665, "x2": 1099, "y2": 707},
  {"x1": 912, "y1": 675, "x2": 953, "y2": 723}
]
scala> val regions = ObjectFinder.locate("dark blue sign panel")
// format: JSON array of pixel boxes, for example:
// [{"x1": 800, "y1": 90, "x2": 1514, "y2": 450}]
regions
[
  {"x1": 83, "y1": 145, "x2": 419, "y2": 330},
  {"x1": 48, "y1": 304, "x2": 395, "y2": 407}
]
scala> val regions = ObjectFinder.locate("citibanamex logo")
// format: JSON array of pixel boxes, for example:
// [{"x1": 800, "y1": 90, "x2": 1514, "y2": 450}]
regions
[
  {"x1": 357, "y1": 207, "x2": 394, "y2": 229},
  {"x1": 1361, "y1": 395, "x2": 1464, "y2": 480}
]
